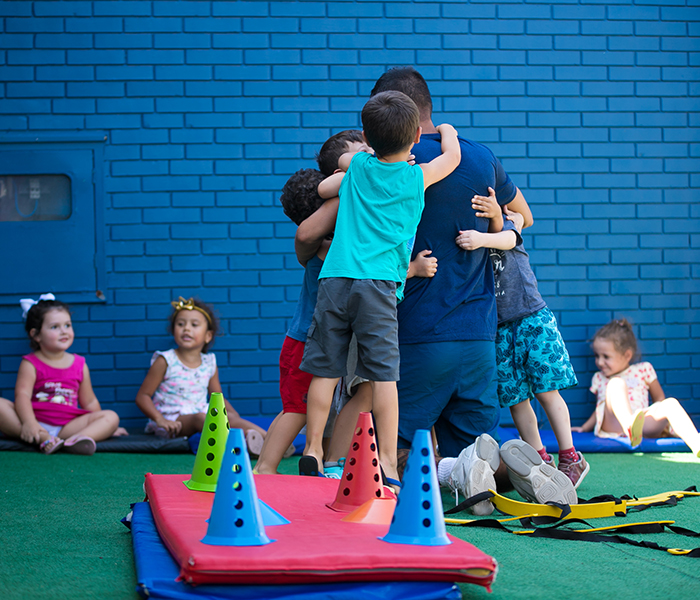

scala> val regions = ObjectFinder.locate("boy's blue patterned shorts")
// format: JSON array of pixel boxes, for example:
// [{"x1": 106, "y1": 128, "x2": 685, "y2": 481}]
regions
[{"x1": 495, "y1": 307, "x2": 577, "y2": 407}]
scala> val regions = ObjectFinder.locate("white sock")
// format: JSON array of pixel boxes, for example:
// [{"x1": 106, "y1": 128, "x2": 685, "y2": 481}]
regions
[{"x1": 437, "y1": 456, "x2": 457, "y2": 486}]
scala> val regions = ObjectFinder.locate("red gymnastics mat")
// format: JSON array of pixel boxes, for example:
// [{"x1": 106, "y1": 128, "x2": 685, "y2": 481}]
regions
[{"x1": 144, "y1": 473, "x2": 497, "y2": 588}]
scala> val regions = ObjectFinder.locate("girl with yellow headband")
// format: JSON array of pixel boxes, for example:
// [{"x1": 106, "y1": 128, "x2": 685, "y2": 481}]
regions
[{"x1": 135, "y1": 297, "x2": 269, "y2": 454}]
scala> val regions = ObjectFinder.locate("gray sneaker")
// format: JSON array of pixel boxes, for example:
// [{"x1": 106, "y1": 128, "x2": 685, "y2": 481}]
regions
[
  {"x1": 501, "y1": 439, "x2": 578, "y2": 506},
  {"x1": 448, "y1": 433, "x2": 500, "y2": 516}
]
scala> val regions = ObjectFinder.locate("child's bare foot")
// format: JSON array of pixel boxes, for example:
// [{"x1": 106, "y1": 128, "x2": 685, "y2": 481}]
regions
[{"x1": 381, "y1": 462, "x2": 401, "y2": 495}]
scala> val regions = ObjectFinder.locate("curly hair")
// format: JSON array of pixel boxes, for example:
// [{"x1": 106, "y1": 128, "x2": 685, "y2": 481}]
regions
[
  {"x1": 168, "y1": 297, "x2": 219, "y2": 353},
  {"x1": 593, "y1": 318, "x2": 638, "y2": 357},
  {"x1": 279, "y1": 168, "x2": 327, "y2": 225},
  {"x1": 25, "y1": 299, "x2": 72, "y2": 352},
  {"x1": 316, "y1": 130, "x2": 364, "y2": 177}
]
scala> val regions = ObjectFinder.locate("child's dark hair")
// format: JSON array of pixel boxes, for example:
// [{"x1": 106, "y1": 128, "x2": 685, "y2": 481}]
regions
[
  {"x1": 279, "y1": 168, "x2": 327, "y2": 225},
  {"x1": 25, "y1": 299, "x2": 72, "y2": 351},
  {"x1": 316, "y1": 130, "x2": 364, "y2": 177},
  {"x1": 168, "y1": 297, "x2": 219, "y2": 353},
  {"x1": 361, "y1": 91, "x2": 420, "y2": 158},
  {"x1": 370, "y1": 66, "x2": 433, "y2": 120},
  {"x1": 594, "y1": 318, "x2": 637, "y2": 357}
]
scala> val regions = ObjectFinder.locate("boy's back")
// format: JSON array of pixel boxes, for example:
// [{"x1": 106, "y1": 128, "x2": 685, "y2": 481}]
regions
[{"x1": 320, "y1": 151, "x2": 424, "y2": 290}]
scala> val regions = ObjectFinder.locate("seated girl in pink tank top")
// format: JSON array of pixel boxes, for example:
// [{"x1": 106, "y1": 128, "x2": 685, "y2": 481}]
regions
[{"x1": 0, "y1": 297, "x2": 125, "y2": 455}]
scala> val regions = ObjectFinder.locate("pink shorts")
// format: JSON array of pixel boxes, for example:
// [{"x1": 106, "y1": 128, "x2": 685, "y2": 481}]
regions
[{"x1": 279, "y1": 337, "x2": 313, "y2": 415}]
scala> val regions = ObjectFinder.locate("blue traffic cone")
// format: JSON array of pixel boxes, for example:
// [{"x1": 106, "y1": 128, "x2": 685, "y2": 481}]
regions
[
  {"x1": 201, "y1": 428, "x2": 274, "y2": 546},
  {"x1": 259, "y1": 500, "x2": 290, "y2": 526},
  {"x1": 380, "y1": 429, "x2": 451, "y2": 546}
]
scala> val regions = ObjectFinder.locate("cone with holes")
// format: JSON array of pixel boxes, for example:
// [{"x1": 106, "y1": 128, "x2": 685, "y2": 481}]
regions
[
  {"x1": 380, "y1": 429, "x2": 451, "y2": 546},
  {"x1": 184, "y1": 392, "x2": 230, "y2": 492},
  {"x1": 328, "y1": 412, "x2": 389, "y2": 513},
  {"x1": 202, "y1": 427, "x2": 274, "y2": 546}
]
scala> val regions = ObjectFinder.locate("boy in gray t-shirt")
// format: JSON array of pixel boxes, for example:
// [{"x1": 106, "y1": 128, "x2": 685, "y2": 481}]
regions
[{"x1": 455, "y1": 188, "x2": 589, "y2": 490}]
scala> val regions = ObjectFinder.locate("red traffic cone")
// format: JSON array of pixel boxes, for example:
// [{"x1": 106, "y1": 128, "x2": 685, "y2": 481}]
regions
[{"x1": 328, "y1": 412, "x2": 385, "y2": 512}]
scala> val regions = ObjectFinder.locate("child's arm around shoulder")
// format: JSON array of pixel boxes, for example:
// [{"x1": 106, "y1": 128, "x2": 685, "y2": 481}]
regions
[
  {"x1": 295, "y1": 197, "x2": 339, "y2": 266},
  {"x1": 317, "y1": 150, "x2": 356, "y2": 199},
  {"x1": 135, "y1": 355, "x2": 182, "y2": 436},
  {"x1": 419, "y1": 123, "x2": 461, "y2": 189}
]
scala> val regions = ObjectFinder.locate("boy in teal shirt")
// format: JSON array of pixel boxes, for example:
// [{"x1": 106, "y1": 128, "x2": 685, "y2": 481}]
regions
[{"x1": 299, "y1": 90, "x2": 460, "y2": 485}]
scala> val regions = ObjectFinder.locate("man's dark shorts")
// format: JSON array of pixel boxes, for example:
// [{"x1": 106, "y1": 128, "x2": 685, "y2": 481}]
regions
[
  {"x1": 397, "y1": 339, "x2": 501, "y2": 458},
  {"x1": 300, "y1": 277, "x2": 400, "y2": 382}
]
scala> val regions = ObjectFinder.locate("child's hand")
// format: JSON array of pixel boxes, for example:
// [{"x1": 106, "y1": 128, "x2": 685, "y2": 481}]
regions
[
  {"x1": 570, "y1": 426, "x2": 584, "y2": 433},
  {"x1": 407, "y1": 153, "x2": 416, "y2": 166},
  {"x1": 436, "y1": 123, "x2": 458, "y2": 139},
  {"x1": 472, "y1": 187, "x2": 500, "y2": 220},
  {"x1": 113, "y1": 426, "x2": 129, "y2": 437},
  {"x1": 409, "y1": 249, "x2": 438, "y2": 278},
  {"x1": 156, "y1": 417, "x2": 182, "y2": 437},
  {"x1": 456, "y1": 229, "x2": 485, "y2": 251},
  {"x1": 20, "y1": 421, "x2": 44, "y2": 445},
  {"x1": 504, "y1": 206, "x2": 524, "y2": 232}
]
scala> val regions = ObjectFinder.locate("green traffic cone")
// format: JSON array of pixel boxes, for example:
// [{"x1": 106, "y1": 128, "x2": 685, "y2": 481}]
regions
[{"x1": 183, "y1": 392, "x2": 230, "y2": 492}]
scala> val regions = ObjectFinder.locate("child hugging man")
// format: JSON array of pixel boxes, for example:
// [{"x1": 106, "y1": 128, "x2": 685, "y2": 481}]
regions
[
  {"x1": 299, "y1": 90, "x2": 461, "y2": 486},
  {"x1": 255, "y1": 130, "x2": 370, "y2": 476}
]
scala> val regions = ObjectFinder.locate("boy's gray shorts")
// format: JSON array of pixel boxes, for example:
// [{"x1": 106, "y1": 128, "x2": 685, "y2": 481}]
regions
[{"x1": 300, "y1": 277, "x2": 400, "y2": 382}]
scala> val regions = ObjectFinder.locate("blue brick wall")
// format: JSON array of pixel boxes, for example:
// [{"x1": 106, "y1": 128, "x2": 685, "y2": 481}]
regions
[{"x1": 1, "y1": 1, "x2": 698, "y2": 429}]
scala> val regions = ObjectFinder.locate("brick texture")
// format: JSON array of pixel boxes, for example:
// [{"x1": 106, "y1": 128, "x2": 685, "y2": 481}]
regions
[{"x1": 0, "y1": 1, "x2": 698, "y2": 430}]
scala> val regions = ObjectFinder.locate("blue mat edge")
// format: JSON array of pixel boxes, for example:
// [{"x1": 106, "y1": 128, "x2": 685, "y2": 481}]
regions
[
  {"x1": 499, "y1": 428, "x2": 690, "y2": 454},
  {"x1": 130, "y1": 502, "x2": 462, "y2": 600}
]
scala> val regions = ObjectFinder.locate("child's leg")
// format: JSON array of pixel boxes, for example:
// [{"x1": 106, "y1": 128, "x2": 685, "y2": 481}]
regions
[
  {"x1": 510, "y1": 400, "x2": 547, "y2": 452},
  {"x1": 534, "y1": 390, "x2": 574, "y2": 452},
  {"x1": 176, "y1": 413, "x2": 206, "y2": 436},
  {"x1": 0, "y1": 398, "x2": 24, "y2": 439},
  {"x1": 370, "y1": 380, "x2": 399, "y2": 486},
  {"x1": 224, "y1": 400, "x2": 266, "y2": 437},
  {"x1": 325, "y1": 381, "x2": 373, "y2": 463},
  {"x1": 303, "y1": 376, "x2": 341, "y2": 472},
  {"x1": 644, "y1": 398, "x2": 700, "y2": 456},
  {"x1": 59, "y1": 410, "x2": 120, "y2": 442},
  {"x1": 602, "y1": 377, "x2": 644, "y2": 445},
  {"x1": 255, "y1": 411, "x2": 307, "y2": 474}
]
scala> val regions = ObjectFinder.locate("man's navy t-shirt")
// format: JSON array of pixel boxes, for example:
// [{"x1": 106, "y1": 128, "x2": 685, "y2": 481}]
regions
[{"x1": 398, "y1": 133, "x2": 517, "y2": 344}]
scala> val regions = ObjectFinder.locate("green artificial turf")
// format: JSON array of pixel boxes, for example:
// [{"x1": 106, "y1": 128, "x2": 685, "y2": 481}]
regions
[{"x1": 1, "y1": 451, "x2": 698, "y2": 600}]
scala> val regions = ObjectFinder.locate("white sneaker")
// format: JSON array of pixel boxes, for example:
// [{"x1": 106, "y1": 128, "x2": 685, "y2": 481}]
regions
[
  {"x1": 501, "y1": 439, "x2": 578, "y2": 505},
  {"x1": 448, "y1": 433, "x2": 500, "y2": 516}
]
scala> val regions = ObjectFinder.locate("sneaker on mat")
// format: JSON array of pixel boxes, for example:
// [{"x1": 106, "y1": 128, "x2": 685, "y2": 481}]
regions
[
  {"x1": 558, "y1": 451, "x2": 590, "y2": 490},
  {"x1": 501, "y1": 439, "x2": 578, "y2": 506},
  {"x1": 323, "y1": 457, "x2": 345, "y2": 480},
  {"x1": 447, "y1": 433, "x2": 500, "y2": 516}
]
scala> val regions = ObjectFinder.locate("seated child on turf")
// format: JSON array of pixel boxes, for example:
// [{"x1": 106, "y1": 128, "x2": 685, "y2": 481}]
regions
[
  {"x1": 299, "y1": 91, "x2": 461, "y2": 483},
  {"x1": 255, "y1": 130, "x2": 438, "y2": 475},
  {"x1": 456, "y1": 188, "x2": 589, "y2": 489},
  {"x1": 573, "y1": 318, "x2": 700, "y2": 457},
  {"x1": 0, "y1": 295, "x2": 124, "y2": 455},
  {"x1": 135, "y1": 297, "x2": 270, "y2": 454}
]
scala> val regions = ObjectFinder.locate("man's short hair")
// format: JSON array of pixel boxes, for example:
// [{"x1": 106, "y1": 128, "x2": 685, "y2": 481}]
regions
[
  {"x1": 316, "y1": 129, "x2": 364, "y2": 177},
  {"x1": 361, "y1": 91, "x2": 420, "y2": 158},
  {"x1": 370, "y1": 67, "x2": 433, "y2": 120},
  {"x1": 279, "y1": 168, "x2": 327, "y2": 225}
]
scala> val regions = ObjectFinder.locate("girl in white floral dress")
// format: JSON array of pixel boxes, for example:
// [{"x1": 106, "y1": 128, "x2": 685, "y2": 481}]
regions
[{"x1": 136, "y1": 297, "x2": 268, "y2": 454}]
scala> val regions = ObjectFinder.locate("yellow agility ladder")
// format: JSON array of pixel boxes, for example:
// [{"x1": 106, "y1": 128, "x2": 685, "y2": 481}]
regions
[{"x1": 444, "y1": 486, "x2": 700, "y2": 557}]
